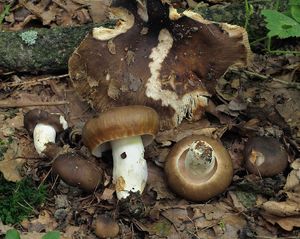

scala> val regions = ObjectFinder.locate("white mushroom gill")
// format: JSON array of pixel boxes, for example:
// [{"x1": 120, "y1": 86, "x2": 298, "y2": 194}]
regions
[{"x1": 110, "y1": 135, "x2": 147, "y2": 199}]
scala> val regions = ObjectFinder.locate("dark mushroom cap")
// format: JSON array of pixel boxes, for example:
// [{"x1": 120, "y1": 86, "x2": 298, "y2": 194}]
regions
[
  {"x1": 94, "y1": 214, "x2": 120, "y2": 238},
  {"x1": 164, "y1": 135, "x2": 233, "y2": 201},
  {"x1": 82, "y1": 105, "x2": 159, "y2": 157},
  {"x1": 52, "y1": 153, "x2": 103, "y2": 192},
  {"x1": 24, "y1": 109, "x2": 67, "y2": 136},
  {"x1": 68, "y1": 2, "x2": 251, "y2": 130},
  {"x1": 244, "y1": 136, "x2": 288, "y2": 177}
]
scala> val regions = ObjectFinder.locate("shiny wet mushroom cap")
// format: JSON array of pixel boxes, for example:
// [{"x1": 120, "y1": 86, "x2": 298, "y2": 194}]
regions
[
  {"x1": 164, "y1": 135, "x2": 233, "y2": 201},
  {"x1": 23, "y1": 109, "x2": 68, "y2": 156},
  {"x1": 52, "y1": 152, "x2": 103, "y2": 192},
  {"x1": 69, "y1": 0, "x2": 252, "y2": 130},
  {"x1": 244, "y1": 136, "x2": 288, "y2": 177},
  {"x1": 82, "y1": 105, "x2": 159, "y2": 199}
]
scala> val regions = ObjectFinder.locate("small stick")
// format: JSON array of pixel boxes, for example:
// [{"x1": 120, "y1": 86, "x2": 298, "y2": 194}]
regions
[
  {"x1": 0, "y1": 74, "x2": 68, "y2": 88},
  {"x1": 0, "y1": 100, "x2": 69, "y2": 108}
]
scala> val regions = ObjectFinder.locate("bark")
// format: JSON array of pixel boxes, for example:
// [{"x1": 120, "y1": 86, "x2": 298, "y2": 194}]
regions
[{"x1": 0, "y1": 0, "x2": 288, "y2": 73}]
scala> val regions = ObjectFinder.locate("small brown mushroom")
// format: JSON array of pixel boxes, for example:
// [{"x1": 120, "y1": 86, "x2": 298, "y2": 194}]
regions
[
  {"x1": 164, "y1": 135, "x2": 233, "y2": 201},
  {"x1": 82, "y1": 105, "x2": 159, "y2": 199},
  {"x1": 244, "y1": 136, "x2": 288, "y2": 177},
  {"x1": 24, "y1": 109, "x2": 68, "y2": 156},
  {"x1": 94, "y1": 214, "x2": 120, "y2": 238},
  {"x1": 52, "y1": 152, "x2": 103, "y2": 192},
  {"x1": 69, "y1": 1, "x2": 252, "y2": 130}
]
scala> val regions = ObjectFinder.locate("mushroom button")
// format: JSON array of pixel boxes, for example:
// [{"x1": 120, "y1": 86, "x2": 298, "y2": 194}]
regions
[
  {"x1": 164, "y1": 135, "x2": 233, "y2": 201},
  {"x1": 69, "y1": 1, "x2": 252, "y2": 130},
  {"x1": 82, "y1": 105, "x2": 159, "y2": 199},
  {"x1": 24, "y1": 109, "x2": 68, "y2": 156},
  {"x1": 94, "y1": 214, "x2": 120, "y2": 238},
  {"x1": 244, "y1": 136, "x2": 288, "y2": 177},
  {"x1": 52, "y1": 152, "x2": 103, "y2": 192}
]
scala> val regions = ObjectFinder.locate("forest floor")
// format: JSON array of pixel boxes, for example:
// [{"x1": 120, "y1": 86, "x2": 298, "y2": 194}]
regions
[{"x1": 0, "y1": 0, "x2": 299, "y2": 238}]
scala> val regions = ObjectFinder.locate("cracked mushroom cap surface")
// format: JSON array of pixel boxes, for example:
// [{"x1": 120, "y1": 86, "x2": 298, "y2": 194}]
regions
[
  {"x1": 164, "y1": 135, "x2": 233, "y2": 201},
  {"x1": 69, "y1": 0, "x2": 252, "y2": 130},
  {"x1": 82, "y1": 105, "x2": 159, "y2": 157}
]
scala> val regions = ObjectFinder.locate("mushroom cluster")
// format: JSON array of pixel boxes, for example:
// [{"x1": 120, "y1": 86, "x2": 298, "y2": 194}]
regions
[
  {"x1": 24, "y1": 109, "x2": 103, "y2": 192},
  {"x1": 82, "y1": 105, "x2": 159, "y2": 199},
  {"x1": 164, "y1": 135, "x2": 233, "y2": 201},
  {"x1": 69, "y1": 0, "x2": 252, "y2": 130}
]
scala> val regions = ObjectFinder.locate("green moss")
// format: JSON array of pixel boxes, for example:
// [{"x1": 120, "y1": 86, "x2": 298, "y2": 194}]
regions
[{"x1": 0, "y1": 174, "x2": 47, "y2": 224}]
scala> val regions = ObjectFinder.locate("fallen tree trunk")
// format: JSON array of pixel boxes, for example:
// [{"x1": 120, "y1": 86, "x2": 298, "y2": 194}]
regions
[{"x1": 0, "y1": 0, "x2": 287, "y2": 73}]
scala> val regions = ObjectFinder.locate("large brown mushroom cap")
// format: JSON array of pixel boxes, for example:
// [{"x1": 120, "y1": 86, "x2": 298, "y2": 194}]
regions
[
  {"x1": 69, "y1": 1, "x2": 252, "y2": 130},
  {"x1": 244, "y1": 136, "x2": 288, "y2": 177},
  {"x1": 164, "y1": 135, "x2": 233, "y2": 201},
  {"x1": 82, "y1": 105, "x2": 159, "y2": 157}
]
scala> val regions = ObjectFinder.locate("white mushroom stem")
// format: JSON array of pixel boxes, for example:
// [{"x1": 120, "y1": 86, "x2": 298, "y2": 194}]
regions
[
  {"x1": 185, "y1": 141, "x2": 216, "y2": 177},
  {"x1": 110, "y1": 135, "x2": 147, "y2": 199},
  {"x1": 33, "y1": 123, "x2": 57, "y2": 155}
]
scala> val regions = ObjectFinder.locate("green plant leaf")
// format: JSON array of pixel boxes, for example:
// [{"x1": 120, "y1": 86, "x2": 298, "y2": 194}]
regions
[
  {"x1": 42, "y1": 231, "x2": 61, "y2": 239},
  {"x1": 289, "y1": 0, "x2": 300, "y2": 6},
  {"x1": 262, "y1": 9, "x2": 300, "y2": 38},
  {"x1": 5, "y1": 229, "x2": 20, "y2": 239},
  {"x1": 290, "y1": 5, "x2": 300, "y2": 22}
]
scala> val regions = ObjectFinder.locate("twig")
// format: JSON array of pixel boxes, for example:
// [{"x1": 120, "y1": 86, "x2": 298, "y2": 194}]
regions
[
  {"x1": 0, "y1": 74, "x2": 68, "y2": 88},
  {"x1": 240, "y1": 69, "x2": 300, "y2": 90},
  {"x1": 0, "y1": 100, "x2": 69, "y2": 108}
]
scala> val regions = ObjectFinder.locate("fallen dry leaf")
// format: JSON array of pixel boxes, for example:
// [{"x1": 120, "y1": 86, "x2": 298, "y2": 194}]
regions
[
  {"x1": 284, "y1": 159, "x2": 300, "y2": 192},
  {"x1": 261, "y1": 212, "x2": 300, "y2": 231},
  {"x1": 0, "y1": 140, "x2": 26, "y2": 182},
  {"x1": 29, "y1": 210, "x2": 58, "y2": 232},
  {"x1": 261, "y1": 200, "x2": 300, "y2": 217}
]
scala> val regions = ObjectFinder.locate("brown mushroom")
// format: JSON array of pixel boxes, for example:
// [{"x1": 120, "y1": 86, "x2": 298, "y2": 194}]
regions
[
  {"x1": 244, "y1": 136, "x2": 288, "y2": 177},
  {"x1": 82, "y1": 105, "x2": 159, "y2": 199},
  {"x1": 94, "y1": 214, "x2": 120, "y2": 238},
  {"x1": 164, "y1": 135, "x2": 233, "y2": 201},
  {"x1": 24, "y1": 109, "x2": 68, "y2": 156},
  {"x1": 69, "y1": 1, "x2": 252, "y2": 130},
  {"x1": 52, "y1": 152, "x2": 103, "y2": 192}
]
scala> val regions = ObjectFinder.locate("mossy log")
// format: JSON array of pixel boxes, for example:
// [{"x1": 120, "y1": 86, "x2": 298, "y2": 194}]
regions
[{"x1": 0, "y1": 0, "x2": 287, "y2": 73}]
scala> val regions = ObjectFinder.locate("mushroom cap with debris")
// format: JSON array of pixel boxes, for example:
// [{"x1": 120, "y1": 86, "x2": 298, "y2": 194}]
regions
[{"x1": 69, "y1": 0, "x2": 252, "y2": 130}]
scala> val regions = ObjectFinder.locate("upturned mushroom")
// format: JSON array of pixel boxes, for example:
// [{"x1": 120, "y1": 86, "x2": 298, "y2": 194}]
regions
[
  {"x1": 24, "y1": 109, "x2": 68, "y2": 156},
  {"x1": 164, "y1": 135, "x2": 233, "y2": 201},
  {"x1": 82, "y1": 105, "x2": 159, "y2": 199},
  {"x1": 69, "y1": 0, "x2": 252, "y2": 130},
  {"x1": 244, "y1": 136, "x2": 288, "y2": 177}
]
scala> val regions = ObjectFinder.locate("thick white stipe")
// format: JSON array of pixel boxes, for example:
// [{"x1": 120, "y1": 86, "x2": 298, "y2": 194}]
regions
[{"x1": 111, "y1": 135, "x2": 147, "y2": 199}]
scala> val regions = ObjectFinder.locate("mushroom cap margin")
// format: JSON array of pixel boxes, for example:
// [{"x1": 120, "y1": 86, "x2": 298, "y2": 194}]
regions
[
  {"x1": 82, "y1": 105, "x2": 160, "y2": 157},
  {"x1": 164, "y1": 135, "x2": 233, "y2": 201}
]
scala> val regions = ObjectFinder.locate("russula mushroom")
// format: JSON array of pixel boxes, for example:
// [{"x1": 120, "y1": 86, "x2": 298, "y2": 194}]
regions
[
  {"x1": 164, "y1": 135, "x2": 233, "y2": 201},
  {"x1": 24, "y1": 109, "x2": 68, "y2": 156},
  {"x1": 69, "y1": 0, "x2": 252, "y2": 130},
  {"x1": 52, "y1": 152, "x2": 103, "y2": 192},
  {"x1": 82, "y1": 105, "x2": 159, "y2": 199},
  {"x1": 244, "y1": 136, "x2": 288, "y2": 177},
  {"x1": 94, "y1": 214, "x2": 120, "y2": 238}
]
